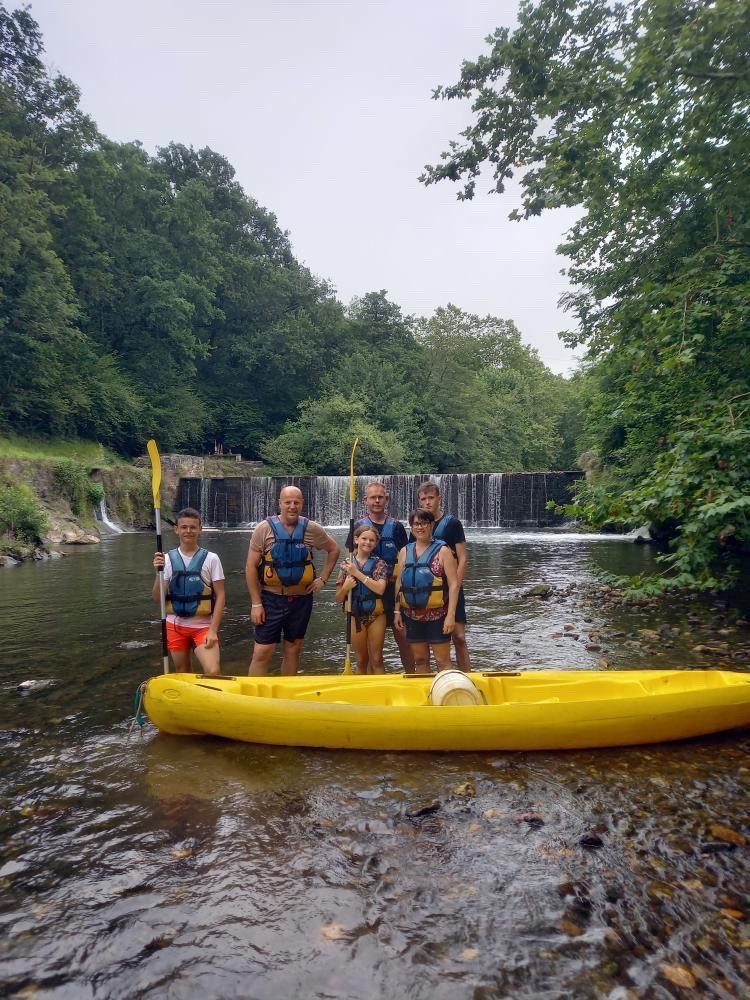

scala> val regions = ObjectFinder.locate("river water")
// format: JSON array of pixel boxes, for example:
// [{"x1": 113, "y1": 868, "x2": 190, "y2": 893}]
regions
[{"x1": 1, "y1": 530, "x2": 748, "y2": 999}]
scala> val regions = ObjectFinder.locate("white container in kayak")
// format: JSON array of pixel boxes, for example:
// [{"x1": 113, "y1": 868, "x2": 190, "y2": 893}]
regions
[{"x1": 429, "y1": 670, "x2": 483, "y2": 707}]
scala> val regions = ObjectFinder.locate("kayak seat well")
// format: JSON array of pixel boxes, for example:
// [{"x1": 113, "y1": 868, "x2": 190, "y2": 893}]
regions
[{"x1": 486, "y1": 677, "x2": 650, "y2": 704}]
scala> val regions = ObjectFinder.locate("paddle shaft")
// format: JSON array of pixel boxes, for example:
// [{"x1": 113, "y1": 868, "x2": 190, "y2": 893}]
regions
[
  {"x1": 147, "y1": 439, "x2": 170, "y2": 674},
  {"x1": 343, "y1": 437, "x2": 359, "y2": 674},
  {"x1": 154, "y1": 506, "x2": 169, "y2": 673}
]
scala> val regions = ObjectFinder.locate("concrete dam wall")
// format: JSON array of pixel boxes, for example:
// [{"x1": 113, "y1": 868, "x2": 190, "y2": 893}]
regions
[{"x1": 176, "y1": 472, "x2": 583, "y2": 528}]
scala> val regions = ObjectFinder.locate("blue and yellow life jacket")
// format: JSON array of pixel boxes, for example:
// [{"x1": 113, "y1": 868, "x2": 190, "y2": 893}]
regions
[
  {"x1": 355, "y1": 515, "x2": 400, "y2": 579},
  {"x1": 399, "y1": 540, "x2": 447, "y2": 611},
  {"x1": 262, "y1": 515, "x2": 316, "y2": 595},
  {"x1": 351, "y1": 555, "x2": 384, "y2": 620},
  {"x1": 166, "y1": 548, "x2": 214, "y2": 618}
]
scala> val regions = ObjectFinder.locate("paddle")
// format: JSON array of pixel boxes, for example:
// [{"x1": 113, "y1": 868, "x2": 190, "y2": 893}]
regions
[
  {"x1": 147, "y1": 439, "x2": 170, "y2": 674},
  {"x1": 342, "y1": 437, "x2": 359, "y2": 675}
]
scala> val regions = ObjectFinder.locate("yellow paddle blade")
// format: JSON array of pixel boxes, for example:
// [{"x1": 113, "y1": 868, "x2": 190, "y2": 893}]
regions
[
  {"x1": 146, "y1": 439, "x2": 162, "y2": 508},
  {"x1": 349, "y1": 437, "x2": 359, "y2": 502}
]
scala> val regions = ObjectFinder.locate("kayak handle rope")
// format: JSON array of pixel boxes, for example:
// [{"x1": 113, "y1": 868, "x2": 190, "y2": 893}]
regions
[{"x1": 128, "y1": 681, "x2": 148, "y2": 740}]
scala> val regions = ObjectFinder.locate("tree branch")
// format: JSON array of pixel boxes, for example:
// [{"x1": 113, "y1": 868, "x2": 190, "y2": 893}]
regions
[{"x1": 679, "y1": 68, "x2": 745, "y2": 81}]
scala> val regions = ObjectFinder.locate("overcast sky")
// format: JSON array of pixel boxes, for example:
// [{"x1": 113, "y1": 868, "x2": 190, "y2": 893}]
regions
[{"x1": 19, "y1": 0, "x2": 582, "y2": 373}]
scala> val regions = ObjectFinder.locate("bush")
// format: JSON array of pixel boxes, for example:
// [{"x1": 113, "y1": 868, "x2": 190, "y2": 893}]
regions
[
  {"x1": 0, "y1": 485, "x2": 48, "y2": 543},
  {"x1": 88, "y1": 481, "x2": 105, "y2": 506},
  {"x1": 53, "y1": 459, "x2": 88, "y2": 515},
  {"x1": 53, "y1": 459, "x2": 103, "y2": 515}
]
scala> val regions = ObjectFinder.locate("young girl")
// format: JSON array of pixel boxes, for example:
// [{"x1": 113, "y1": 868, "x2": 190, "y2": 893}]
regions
[
  {"x1": 336, "y1": 524, "x2": 389, "y2": 674},
  {"x1": 393, "y1": 509, "x2": 459, "y2": 672}
]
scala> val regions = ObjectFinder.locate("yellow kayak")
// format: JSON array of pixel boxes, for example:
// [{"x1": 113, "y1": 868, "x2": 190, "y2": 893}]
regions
[{"x1": 142, "y1": 669, "x2": 750, "y2": 751}]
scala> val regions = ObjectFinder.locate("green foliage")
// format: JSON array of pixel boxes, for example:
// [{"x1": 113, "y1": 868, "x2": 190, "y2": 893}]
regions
[
  {"x1": 261, "y1": 394, "x2": 407, "y2": 475},
  {"x1": 0, "y1": 7, "x2": 344, "y2": 456},
  {"x1": 415, "y1": 305, "x2": 573, "y2": 471},
  {"x1": 88, "y1": 481, "x2": 105, "y2": 506},
  {"x1": 0, "y1": 5, "x2": 582, "y2": 475},
  {"x1": 0, "y1": 433, "x2": 121, "y2": 463},
  {"x1": 313, "y1": 298, "x2": 583, "y2": 474},
  {"x1": 614, "y1": 402, "x2": 750, "y2": 594},
  {"x1": 52, "y1": 458, "x2": 90, "y2": 515},
  {"x1": 51, "y1": 462, "x2": 105, "y2": 513},
  {"x1": 0, "y1": 484, "x2": 47, "y2": 543},
  {"x1": 425, "y1": 0, "x2": 750, "y2": 592}
]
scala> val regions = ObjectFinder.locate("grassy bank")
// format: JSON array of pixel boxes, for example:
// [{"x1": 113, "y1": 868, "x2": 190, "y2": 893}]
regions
[
  {"x1": 0, "y1": 436, "x2": 153, "y2": 560},
  {"x1": 0, "y1": 433, "x2": 125, "y2": 465}
]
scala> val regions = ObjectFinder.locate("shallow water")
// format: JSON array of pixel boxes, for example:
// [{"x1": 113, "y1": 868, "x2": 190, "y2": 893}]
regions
[{"x1": 1, "y1": 531, "x2": 748, "y2": 998}]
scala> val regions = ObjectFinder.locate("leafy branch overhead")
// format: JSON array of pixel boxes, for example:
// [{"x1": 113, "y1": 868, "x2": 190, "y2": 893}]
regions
[{"x1": 424, "y1": 0, "x2": 750, "y2": 592}]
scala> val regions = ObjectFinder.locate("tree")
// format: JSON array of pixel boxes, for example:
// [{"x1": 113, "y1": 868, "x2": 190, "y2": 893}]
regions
[
  {"x1": 261, "y1": 394, "x2": 406, "y2": 475},
  {"x1": 423, "y1": 0, "x2": 750, "y2": 590},
  {"x1": 416, "y1": 305, "x2": 574, "y2": 471}
]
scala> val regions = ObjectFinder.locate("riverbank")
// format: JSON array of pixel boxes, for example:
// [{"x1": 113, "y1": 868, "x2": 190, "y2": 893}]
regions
[
  {"x1": 0, "y1": 436, "x2": 145, "y2": 563},
  {"x1": 0, "y1": 436, "x2": 270, "y2": 565}
]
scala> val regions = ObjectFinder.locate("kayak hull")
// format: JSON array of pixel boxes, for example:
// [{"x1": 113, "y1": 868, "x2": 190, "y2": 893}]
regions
[{"x1": 142, "y1": 670, "x2": 750, "y2": 752}]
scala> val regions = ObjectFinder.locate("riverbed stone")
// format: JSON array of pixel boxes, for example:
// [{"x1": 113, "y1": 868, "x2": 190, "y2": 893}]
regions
[
  {"x1": 60, "y1": 530, "x2": 100, "y2": 545},
  {"x1": 524, "y1": 584, "x2": 552, "y2": 598}
]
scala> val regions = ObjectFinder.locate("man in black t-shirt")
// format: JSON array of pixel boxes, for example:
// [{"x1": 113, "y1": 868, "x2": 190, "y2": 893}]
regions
[
  {"x1": 346, "y1": 481, "x2": 414, "y2": 671},
  {"x1": 412, "y1": 481, "x2": 471, "y2": 671}
]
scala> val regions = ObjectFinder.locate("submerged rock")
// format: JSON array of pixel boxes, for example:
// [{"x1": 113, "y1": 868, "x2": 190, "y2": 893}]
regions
[
  {"x1": 17, "y1": 679, "x2": 56, "y2": 694},
  {"x1": 524, "y1": 584, "x2": 552, "y2": 598},
  {"x1": 405, "y1": 800, "x2": 441, "y2": 818}
]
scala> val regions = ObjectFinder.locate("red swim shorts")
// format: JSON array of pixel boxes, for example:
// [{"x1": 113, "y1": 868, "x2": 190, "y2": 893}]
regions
[{"x1": 166, "y1": 621, "x2": 217, "y2": 652}]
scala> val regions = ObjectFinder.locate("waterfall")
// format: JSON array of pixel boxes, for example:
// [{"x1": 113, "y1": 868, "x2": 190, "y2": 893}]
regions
[
  {"x1": 176, "y1": 472, "x2": 582, "y2": 529},
  {"x1": 94, "y1": 499, "x2": 123, "y2": 534}
]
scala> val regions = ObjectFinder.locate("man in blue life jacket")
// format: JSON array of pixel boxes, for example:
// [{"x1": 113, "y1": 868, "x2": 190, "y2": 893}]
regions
[
  {"x1": 345, "y1": 480, "x2": 414, "y2": 671},
  {"x1": 412, "y1": 481, "x2": 471, "y2": 670},
  {"x1": 246, "y1": 485, "x2": 340, "y2": 675},
  {"x1": 152, "y1": 507, "x2": 225, "y2": 675}
]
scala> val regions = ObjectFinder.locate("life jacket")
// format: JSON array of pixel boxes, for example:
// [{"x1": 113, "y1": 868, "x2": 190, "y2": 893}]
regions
[
  {"x1": 355, "y1": 515, "x2": 400, "y2": 578},
  {"x1": 432, "y1": 513, "x2": 456, "y2": 548},
  {"x1": 399, "y1": 540, "x2": 447, "y2": 611},
  {"x1": 166, "y1": 548, "x2": 214, "y2": 618},
  {"x1": 262, "y1": 515, "x2": 316, "y2": 595},
  {"x1": 350, "y1": 555, "x2": 384, "y2": 621}
]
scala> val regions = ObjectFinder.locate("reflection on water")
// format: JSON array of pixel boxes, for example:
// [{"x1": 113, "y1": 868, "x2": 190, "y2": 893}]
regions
[{"x1": 1, "y1": 531, "x2": 748, "y2": 998}]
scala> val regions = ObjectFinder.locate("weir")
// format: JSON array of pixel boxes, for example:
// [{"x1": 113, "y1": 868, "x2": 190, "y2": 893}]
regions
[{"x1": 176, "y1": 472, "x2": 582, "y2": 528}]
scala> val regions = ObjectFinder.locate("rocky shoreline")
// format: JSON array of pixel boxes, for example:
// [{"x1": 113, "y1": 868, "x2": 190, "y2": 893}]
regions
[
  {"x1": 0, "y1": 455, "x2": 154, "y2": 567},
  {"x1": 0, "y1": 511, "x2": 104, "y2": 567}
]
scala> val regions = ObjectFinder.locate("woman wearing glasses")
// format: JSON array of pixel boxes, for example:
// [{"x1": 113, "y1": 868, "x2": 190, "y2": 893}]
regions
[{"x1": 393, "y1": 509, "x2": 459, "y2": 673}]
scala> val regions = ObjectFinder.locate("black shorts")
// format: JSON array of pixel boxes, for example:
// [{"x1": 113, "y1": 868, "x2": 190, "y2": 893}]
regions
[
  {"x1": 254, "y1": 592, "x2": 313, "y2": 644},
  {"x1": 404, "y1": 614, "x2": 451, "y2": 645},
  {"x1": 456, "y1": 587, "x2": 467, "y2": 625}
]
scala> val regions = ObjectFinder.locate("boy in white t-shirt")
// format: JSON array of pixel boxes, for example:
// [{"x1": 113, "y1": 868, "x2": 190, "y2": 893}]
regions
[{"x1": 152, "y1": 507, "x2": 225, "y2": 675}]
